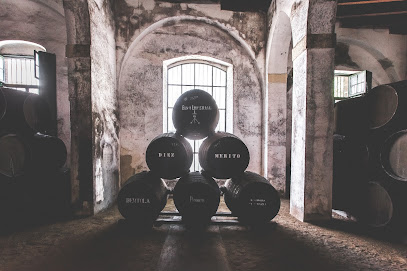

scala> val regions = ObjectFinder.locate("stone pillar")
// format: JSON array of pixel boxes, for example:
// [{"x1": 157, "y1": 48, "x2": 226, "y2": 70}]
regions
[
  {"x1": 64, "y1": 0, "x2": 119, "y2": 215},
  {"x1": 289, "y1": 0, "x2": 336, "y2": 221},
  {"x1": 64, "y1": 0, "x2": 93, "y2": 215}
]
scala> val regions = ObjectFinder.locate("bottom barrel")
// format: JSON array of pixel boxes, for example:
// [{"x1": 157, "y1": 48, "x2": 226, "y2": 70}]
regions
[
  {"x1": 173, "y1": 171, "x2": 220, "y2": 227},
  {"x1": 356, "y1": 175, "x2": 407, "y2": 232},
  {"x1": 117, "y1": 171, "x2": 168, "y2": 227},
  {"x1": 0, "y1": 168, "x2": 71, "y2": 231},
  {"x1": 332, "y1": 134, "x2": 369, "y2": 212},
  {"x1": 356, "y1": 181, "x2": 393, "y2": 227},
  {"x1": 224, "y1": 171, "x2": 280, "y2": 224}
]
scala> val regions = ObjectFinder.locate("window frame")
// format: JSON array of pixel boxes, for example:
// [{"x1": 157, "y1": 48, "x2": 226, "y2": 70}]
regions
[
  {"x1": 163, "y1": 55, "x2": 234, "y2": 172},
  {"x1": 334, "y1": 70, "x2": 372, "y2": 102},
  {"x1": 163, "y1": 55, "x2": 234, "y2": 134},
  {"x1": 0, "y1": 54, "x2": 40, "y2": 93}
]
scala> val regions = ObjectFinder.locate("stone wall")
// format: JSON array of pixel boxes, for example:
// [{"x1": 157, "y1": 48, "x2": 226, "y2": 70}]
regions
[{"x1": 115, "y1": 0, "x2": 267, "y2": 183}]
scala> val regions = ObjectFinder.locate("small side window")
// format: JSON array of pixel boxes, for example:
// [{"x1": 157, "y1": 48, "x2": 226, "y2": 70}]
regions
[{"x1": 334, "y1": 70, "x2": 372, "y2": 102}]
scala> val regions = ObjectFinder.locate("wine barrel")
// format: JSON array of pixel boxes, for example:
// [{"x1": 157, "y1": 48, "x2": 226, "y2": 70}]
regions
[
  {"x1": 173, "y1": 171, "x2": 220, "y2": 227},
  {"x1": 334, "y1": 95, "x2": 368, "y2": 139},
  {"x1": 367, "y1": 80, "x2": 407, "y2": 131},
  {"x1": 380, "y1": 130, "x2": 407, "y2": 181},
  {"x1": 117, "y1": 171, "x2": 168, "y2": 226},
  {"x1": 0, "y1": 168, "x2": 71, "y2": 228},
  {"x1": 224, "y1": 171, "x2": 280, "y2": 224},
  {"x1": 146, "y1": 133, "x2": 193, "y2": 179},
  {"x1": 172, "y1": 89, "x2": 219, "y2": 140},
  {"x1": 357, "y1": 181, "x2": 394, "y2": 227},
  {"x1": 0, "y1": 87, "x2": 52, "y2": 134},
  {"x1": 0, "y1": 133, "x2": 67, "y2": 177},
  {"x1": 357, "y1": 175, "x2": 407, "y2": 231},
  {"x1": 332, "y1": 134, "x2": 369, "y2": 211},
  {"x1": 199, "y1": 132, "x2": 250, "y2": 179}
]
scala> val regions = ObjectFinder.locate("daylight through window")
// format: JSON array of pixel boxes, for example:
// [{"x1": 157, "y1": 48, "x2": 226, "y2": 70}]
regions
[{"x1": 164, "y1": 58, "x2": 233, "y2": 172}]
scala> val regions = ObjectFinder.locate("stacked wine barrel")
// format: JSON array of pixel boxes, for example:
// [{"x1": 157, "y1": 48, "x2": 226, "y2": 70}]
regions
[
  {"x1": 0, "y1": 87, "x2": 70, "y2": 230},
  {"x1": 333, "y1": 80, "x2": 407, "y2": 232},
  {"x1": 118, "y1": 89, "x2": 280, "y2": 227}
]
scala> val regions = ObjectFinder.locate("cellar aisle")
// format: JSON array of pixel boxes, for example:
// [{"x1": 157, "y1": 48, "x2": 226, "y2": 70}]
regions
[{"x1": 0, "y1": 199, "x2": 406, "y2": 271}]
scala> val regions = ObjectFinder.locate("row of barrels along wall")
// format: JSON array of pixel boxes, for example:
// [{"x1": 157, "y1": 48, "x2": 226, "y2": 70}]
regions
[
  {"x1": 0, "y1": 87, "x2": 70, "y2": 230},
  {"x1": 333, "y1": 80, "x2": 407, "y2": 231},
  {"x1": 118, "y1": 89, "x2": 280, "y2": 228}
]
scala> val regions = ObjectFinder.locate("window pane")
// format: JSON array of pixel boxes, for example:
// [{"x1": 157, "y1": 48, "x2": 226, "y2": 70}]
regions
[
  {"x1": 196, "y1": 86, "x2": 212, "y2": 95},
  {"x1": 186, "y1": 139, "x2": 194, "y2": 151},
  {"x1": 213, "y1": 87, "x2": 226, "y2": 109},
  {"x1": 195, "y1": 63, "x2": 212, "y2": 86},
  {"x1": 216, "y1": 109, "x2": 226, "y2": 132},
  {"x1": 182, "y1": 64, "x2": 194, "y2": 85},
  {"x1": 195, "y1": 139, "x2": 203, "y2": 151},
  {"x1": 168, "y1": 85, "x2": 181, "y2": 107},
  {"x1": 3, "y1": 57, "x2": 38, "y2": 89},
  {"x1": 182, "y1": 85, "x2": 194, "y2": 93},
  {"x1": 194, "y1": 153, "x2": 200, "y2": 172},
  {"x1": 168, "y1": 66, "x2": 181, "y2": 85},
  {"x1": 29, "y1": 88, "x2": 39, "y2": 94},
  {"x1": 213, "y1": 67, "x2": 226, "y2": 86},
  {"x1": 167, "y1": 108, "x2": 176, "y2": 132}
]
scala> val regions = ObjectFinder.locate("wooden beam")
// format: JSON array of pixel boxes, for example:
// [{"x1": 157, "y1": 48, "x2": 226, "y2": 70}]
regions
[
  {"x1": 337, "y1": 10, "x2": 407, "y2": 18},
  {"x1": 338, "y1": 0, "x2": 406, "y2": 6}
]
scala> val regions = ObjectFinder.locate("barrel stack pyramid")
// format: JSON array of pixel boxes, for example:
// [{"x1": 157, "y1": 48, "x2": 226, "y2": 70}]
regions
[{"x1": 118, "y1": 89, "x2": 280, "y2": 228}]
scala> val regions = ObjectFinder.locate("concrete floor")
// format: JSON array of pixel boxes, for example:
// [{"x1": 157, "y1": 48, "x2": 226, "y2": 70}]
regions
[{"x1": 0, "y1": 199, "x2": 406, "y2": 271}]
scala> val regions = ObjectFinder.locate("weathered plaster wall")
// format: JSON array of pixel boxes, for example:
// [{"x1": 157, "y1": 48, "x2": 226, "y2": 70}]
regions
[
  {"x1": 0, "y1": 0, "x2": 70, "y2": 165},
  {"x1": 116, "y1": 0, "x2": 266, "y2": 183},
  {"x1": 88, "y1": 0, "x2": 120, "y2": 213},
  {"x1": 335, "y1": 24, "x2": 407, "y2": 86}
]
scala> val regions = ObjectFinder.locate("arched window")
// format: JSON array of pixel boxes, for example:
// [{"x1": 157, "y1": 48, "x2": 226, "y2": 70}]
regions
[
  {"x1": 0, "y1": 40, "x2": 46, "y2": 94},
  {"x1": 163, "y1": 55, "x2": 233, "y2": 172}
]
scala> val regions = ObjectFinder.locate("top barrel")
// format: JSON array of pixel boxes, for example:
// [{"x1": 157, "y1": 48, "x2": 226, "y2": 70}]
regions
[
  {"x1": 172, "y1": 89, "x2": 219, "y2": 140},
  {"x1": 334, "y1": 95, "x2": 368, "y2": 139},
  {"x1": 199, "y1": 132, "x2": 250, "y2": 179},
  {"x1": 367, "y1": 80, "x2": 407, "y2": 132}
]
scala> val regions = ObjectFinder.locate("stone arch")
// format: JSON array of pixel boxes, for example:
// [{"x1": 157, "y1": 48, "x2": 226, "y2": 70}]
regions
[
  {"x1": 337, "y1": 37, "x2": 400, "y2": 84},
  {"x1": 118, "y1": 16, "x2": 262, "y2": 93},
  {"x1": 118, "y1": 16, "x2": 265, "y2": 183},
  {"x1": 265, "y1": 11, "x2": 293, "y2": 195}
]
